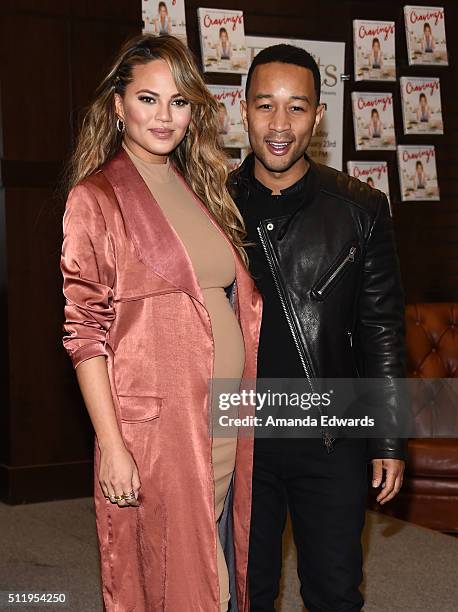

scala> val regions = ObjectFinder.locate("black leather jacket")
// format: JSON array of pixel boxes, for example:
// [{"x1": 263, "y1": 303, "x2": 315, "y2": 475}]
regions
[{"x1": 230, "y1": 154, "x2": 407, "y2": 461}]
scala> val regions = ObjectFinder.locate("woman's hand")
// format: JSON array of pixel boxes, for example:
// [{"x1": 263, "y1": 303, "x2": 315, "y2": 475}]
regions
[
  {"x1": 99, "y1": 441, "x2": 141, "y2": 507},
  {"x1": 73, "y1": 357, "x2": 141, "y2": 508}
]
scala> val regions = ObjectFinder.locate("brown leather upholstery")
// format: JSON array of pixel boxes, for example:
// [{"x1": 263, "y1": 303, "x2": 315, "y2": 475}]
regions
[{"x1": 369, "y1": 303, "x2": 458, "y2": 532}]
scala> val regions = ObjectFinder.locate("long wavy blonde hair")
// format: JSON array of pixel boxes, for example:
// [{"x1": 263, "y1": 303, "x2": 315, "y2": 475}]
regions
[{"x1": 67, "y1": 34, "x2": 247, "y2": 265}]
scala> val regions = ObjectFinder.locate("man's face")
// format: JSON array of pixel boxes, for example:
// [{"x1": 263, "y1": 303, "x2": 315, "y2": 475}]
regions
[{"x1": 241, "y1": 62, "x2": 324, "y2": 175}]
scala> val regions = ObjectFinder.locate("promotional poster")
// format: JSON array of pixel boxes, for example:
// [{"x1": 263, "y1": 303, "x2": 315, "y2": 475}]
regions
[
  {"x1": 400, "y1": 76, "x2": 444, "y2": 135},
  {"x1": 207, "y1": 85, "x2": 249, "y2": 148},
  {"x1": 244, "y1": 35, "x2": 346, "y2": 170},
  {"x1": 353, "y1": 19, "x2": 396, "y2": 81},
  {"x1": 404, "y1": 5, "x2": 448, "y2": 65},
  {"x1": 142, "y1": 0, "x2": 187, "y2": 43},
  {"x1": 226, "y1": 157, "x2": 241, "y2": 172},
  {"x1": 347, "y1": 161, "x2": 392, "y2": 214},
  {"x1": 197, "y1": 8, "x2": 248, "y2": 73},
  {"x1": 397, "y1": 145, "x2": 440, "y2": 201},
  {"x1": 351, "y1": 92, "x2": 396, "y2": 150}
]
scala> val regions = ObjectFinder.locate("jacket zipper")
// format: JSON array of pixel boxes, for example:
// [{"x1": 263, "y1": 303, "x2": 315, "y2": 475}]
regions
[
  {"x1": 311, "y1": 246, "x2": 357, "y2": 300},
  {"x1": 257, "y1": 222, "x2": 335, "y2": 453}
]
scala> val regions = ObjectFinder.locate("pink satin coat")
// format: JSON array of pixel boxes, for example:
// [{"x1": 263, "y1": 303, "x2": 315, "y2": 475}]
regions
[{"x1": 61, "y1": 148, "x2": 262, "y2": 611}]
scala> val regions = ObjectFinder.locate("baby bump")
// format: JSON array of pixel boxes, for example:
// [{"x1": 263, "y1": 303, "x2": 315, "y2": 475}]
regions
[{"x1": 203, "y1": 287, "x2": 245, "y2": 380}]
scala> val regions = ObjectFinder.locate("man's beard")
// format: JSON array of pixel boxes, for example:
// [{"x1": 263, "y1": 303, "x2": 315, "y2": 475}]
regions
[{"x1": 252, "y1": 141, "x2": 309, "y2": 175}]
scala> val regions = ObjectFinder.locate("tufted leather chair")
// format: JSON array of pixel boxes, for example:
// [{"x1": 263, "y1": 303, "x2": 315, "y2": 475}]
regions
[{"x1": 369, "y1": 303, "x2": 458, "y2": 532}]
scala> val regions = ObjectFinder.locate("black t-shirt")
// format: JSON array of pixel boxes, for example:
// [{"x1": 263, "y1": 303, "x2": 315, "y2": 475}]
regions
[{"x1": 239, "y1": 169, "x2": 311, "y2": 380}]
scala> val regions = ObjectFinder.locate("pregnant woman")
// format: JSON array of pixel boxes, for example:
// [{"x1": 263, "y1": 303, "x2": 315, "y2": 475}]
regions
[{"x1": 61, "y1": 34, "x2": 261, "y2": 611}]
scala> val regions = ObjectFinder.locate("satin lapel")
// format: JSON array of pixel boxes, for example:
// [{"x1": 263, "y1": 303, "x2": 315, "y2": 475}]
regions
[{"x1": 102, "y1": 149, "x2": 203, "y2": 304}]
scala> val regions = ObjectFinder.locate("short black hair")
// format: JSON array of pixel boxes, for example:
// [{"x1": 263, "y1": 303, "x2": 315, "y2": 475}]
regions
[{"x1": 244, "y1": 44, "x2": 321, "y2": 104}]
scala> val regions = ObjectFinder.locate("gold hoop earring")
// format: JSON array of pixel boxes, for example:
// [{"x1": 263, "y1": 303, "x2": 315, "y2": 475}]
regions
[{"x1": 116, "y1": 118, "x2": 126, "y2": 133}]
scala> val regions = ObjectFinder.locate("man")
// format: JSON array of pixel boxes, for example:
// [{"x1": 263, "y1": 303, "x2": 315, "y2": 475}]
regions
[{"x1": 229, "y1": 45, "x2": 406, "y2": 612}]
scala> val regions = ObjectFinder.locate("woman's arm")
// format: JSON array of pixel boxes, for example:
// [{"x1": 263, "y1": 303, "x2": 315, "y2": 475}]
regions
[
  {"x1": 61, "y1": 184, "x2": 140, "y2": 507},
  {"x1": 76, "y1": 356, "x2": 124, "y2": 451}
]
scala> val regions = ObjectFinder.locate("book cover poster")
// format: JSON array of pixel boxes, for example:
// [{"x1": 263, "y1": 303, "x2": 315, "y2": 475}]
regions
[
  {"x1": 197, "y1": 8, "x2": 248, "y2": 73},
  {"x1": 245, "y1": 36, "x2": 346, "y2": 171},
  {"x1": 353, "y1": 20, "x2": 396, "y2": 81},
  {"x1": 347, "y1": 161, "x2": 391, "y2": 214},
  {"x1": 351, "y1": 92, "x2": 396, "y2": 150},
  {"x1": 400, "y1": 77, "x2": 443, "y2": 135},
  {"x1": 142, "y1": 0, "x2": 187, "y2": 43},
  {"x1": 207, "y1": 85, "x2": 248, "y2": 148},
  {"x1": 227, "y1": 157, "x2": 241, "y2": 172},
  {"x1": 404, "y1": 6, "x2": 448, "y2": 65},
  {"x1": 397, "y1": 145, "x2": 439, "y2": 201}
]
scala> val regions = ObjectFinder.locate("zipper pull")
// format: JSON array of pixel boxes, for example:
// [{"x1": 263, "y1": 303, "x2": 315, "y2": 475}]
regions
[{"x1": 348, "y1": 246, "x2": 356, "y2": 262}]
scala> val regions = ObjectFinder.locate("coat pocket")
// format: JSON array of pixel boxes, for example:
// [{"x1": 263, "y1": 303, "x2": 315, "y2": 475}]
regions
[
  {"x1": 310, "y1": 244, "x2": 358, "y2": 301},
  {"x1": 118, "y1": 395, "x2": 162, "y2": 423}
]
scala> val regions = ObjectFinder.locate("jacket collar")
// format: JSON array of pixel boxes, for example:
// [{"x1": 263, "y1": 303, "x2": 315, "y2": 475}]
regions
[{"x1": 230, "y1": 151, "x2": 322, "y2": 204}]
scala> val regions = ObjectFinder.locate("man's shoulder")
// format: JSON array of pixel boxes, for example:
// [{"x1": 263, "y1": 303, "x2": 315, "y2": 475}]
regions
[
  {"x1": 313, "y1": 162, "x2": 386, "y2": 216},
  {"x1": 229, "y1": 156, "x2": 387, "y2": 218}
]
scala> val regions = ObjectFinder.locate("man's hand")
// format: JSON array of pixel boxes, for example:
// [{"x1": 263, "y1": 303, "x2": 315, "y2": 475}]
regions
[{"x1": 371, "y1": 458, "x2": 405, "y2": 505}]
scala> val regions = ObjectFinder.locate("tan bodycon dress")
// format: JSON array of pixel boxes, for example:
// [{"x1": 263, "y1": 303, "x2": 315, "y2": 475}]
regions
[{"x1": 124, "y1": 144, "x2": 245, "y2": 612}]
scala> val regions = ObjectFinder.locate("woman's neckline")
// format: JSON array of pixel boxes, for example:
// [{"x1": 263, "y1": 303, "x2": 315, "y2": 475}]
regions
[{"x1": 122, "y1": 141, "x2": 173, "y2": 183}]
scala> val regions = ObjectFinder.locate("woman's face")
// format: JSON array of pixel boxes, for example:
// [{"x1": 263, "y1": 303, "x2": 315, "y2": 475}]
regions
[
  {"x1": 115, "y1": 59, "x2": 192, "y2": 163},
  {"x1": 159, "y1": 5, "x2": 167, "y2": 18},
  {"x1": 373, "y1": 41, "x2": 380, "y2": 53},
  {"x1": 372, "y1": 111, "x2": 379, "y2": 122},
  {"x1": 220, "y1": 31, "x2": 228, "y2": 43}
]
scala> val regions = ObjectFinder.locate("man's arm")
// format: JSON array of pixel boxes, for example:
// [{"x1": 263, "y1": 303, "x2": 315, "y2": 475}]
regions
[
  {"x1": 354, "y1": 191, "x2": 407, "y2": 503},
  {"x1": 355, "y1": 191, "x2": 407, "y2": 457}
]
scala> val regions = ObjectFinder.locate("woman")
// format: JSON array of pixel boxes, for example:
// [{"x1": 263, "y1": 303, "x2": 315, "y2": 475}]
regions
[
  {"x1": 414, "y1": 160, "x2": 427, "y2": 190},
  {"x1": 217, "y1": 27, "x2": 232, "y2": 61},
  {"x1": 61, "y1": 34, "x2": 261, "y2": 612},
  {"x1": 369, "y1": 37, "x2": 383, "y2": 69},
  {"x1": 422, "y1": 22, "x2": 435, "y2": 53},
  {"x1": 154, "y1": 1, "x2": 172, "y2": 35},
  {"x1": 368, "y1": 108, "x2": 383, "y2": 139},
  {"x1": 416, "y1": 93, "x2": 431, "y2": 123},
  {"x1": 217, "y1": 101, "x2": 230, "y2": 139}
]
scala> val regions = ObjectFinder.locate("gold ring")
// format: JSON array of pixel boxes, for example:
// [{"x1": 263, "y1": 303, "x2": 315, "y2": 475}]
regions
[
  {"x1": 113, "y1": 494, "x2": 124, "y2": 501},
  {"x1": 123, "y1": 491, "x2": 136, "y2": 500}
]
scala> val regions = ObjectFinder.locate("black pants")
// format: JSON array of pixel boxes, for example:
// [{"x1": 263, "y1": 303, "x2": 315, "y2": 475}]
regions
[{"x1": 248, "y1": 438, "x2": 368, "y2": 612}]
